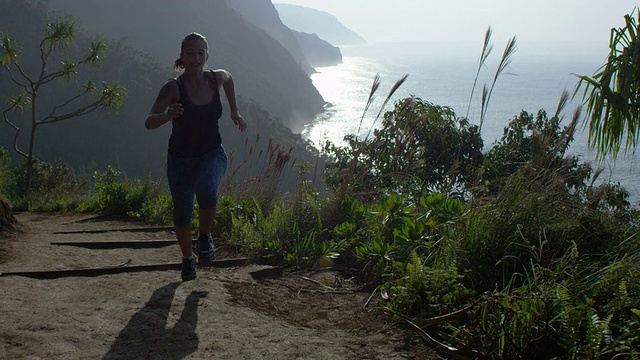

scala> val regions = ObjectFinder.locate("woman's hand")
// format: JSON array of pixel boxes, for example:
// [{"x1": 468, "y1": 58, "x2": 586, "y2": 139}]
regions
[
  {"x1": 166, "y1": 103, "x2": 184, "y2": 120},
  {"x1": 145, "y1": 81, "x2": 180, "y2": 130},
  {"x1": 231, "y1": 112, "x2": 246, "y2": 132}
]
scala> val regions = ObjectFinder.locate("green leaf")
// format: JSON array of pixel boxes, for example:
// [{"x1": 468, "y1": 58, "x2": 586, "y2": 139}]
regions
[
  {"x1": 99, "y1": 80, "x2": 128, "y2": 114},
  {"x1": 59, "y1": 59, "x2": 78, "y2": 80},
  {"x1": 0, "y1": 35, "x2": 22, "y2": 66},
  {"x1": 6, "y1": 92, "x2": 32, "y2": 113},
  {"x1": 43, "y1": 18, "x2": 76, "y2": 51},
  {"x1": 84, "y1": 39, "x2": 107, "y2": 66},
  {"x1": 81, "y1": 79, "x2": 98, "y2": 96},
  {"x1": 574, "y1": 9, "x2": 640, "y2": 159}
]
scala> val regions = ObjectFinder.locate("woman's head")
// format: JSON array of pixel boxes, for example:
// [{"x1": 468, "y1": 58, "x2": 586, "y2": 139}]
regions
[{"x1": 174, "y1": 32, "x2": 209, "y2": 71}]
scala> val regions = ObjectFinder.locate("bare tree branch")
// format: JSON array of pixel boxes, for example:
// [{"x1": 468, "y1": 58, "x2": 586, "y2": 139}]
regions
[
  {"x1": 2, "y1": 65, "x2": 30, "y2": 92},
  {"x1": 39, "y1": 100, "x2": 103, "y2": 125},
  {"x1": 2, "y1": 108, "x2": 28, "y2": 158}
]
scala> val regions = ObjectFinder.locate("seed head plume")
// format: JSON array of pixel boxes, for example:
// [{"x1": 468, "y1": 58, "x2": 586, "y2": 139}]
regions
[
  {"x1": 480, "y1": 35, "x2": 518, "y2": 132},
  {"x1": 466, "y1": 26, "x2": 494, "y2": 119},
  {"x1": 357, "y1": 74, "x2": 381, "y2": 137},
  {"x1": 366, "y1": 74, "x2": 409, "y2": 140},
  {"x1": 555, "y1": 90, "x2": 570, "y2": 119}
]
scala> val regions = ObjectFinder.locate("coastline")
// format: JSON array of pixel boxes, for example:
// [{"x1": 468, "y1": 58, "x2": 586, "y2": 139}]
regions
[{"x1": 301, "y1": 41, "x2": 640, "y2": 203}]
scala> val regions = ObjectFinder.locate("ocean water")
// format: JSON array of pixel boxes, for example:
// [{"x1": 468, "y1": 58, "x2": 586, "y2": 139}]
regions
[{"x1": 301, "y1": 41, "x2": 640, "y2": 203}]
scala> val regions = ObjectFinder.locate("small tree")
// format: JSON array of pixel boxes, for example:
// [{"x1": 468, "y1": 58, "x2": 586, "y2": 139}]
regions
[
  {"x1": 1, "y1": 16, "x2": 127, "y2": 198},
  {"x1": 325, "y1": 97, "x2": 483, "y2": 200}
]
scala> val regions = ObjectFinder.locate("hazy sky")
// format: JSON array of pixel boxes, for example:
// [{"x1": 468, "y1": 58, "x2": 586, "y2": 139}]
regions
[{"x1": 274, "y1": 0, "x2": 638, "y2": 45}]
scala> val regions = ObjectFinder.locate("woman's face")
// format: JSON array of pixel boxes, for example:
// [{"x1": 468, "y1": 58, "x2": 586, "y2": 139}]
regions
[{"x1": 181, "y1": 39, "x2": 208, "y2": 70}]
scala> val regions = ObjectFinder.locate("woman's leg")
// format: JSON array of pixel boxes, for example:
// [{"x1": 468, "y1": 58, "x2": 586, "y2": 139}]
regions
[
  {"x1": 198, "y1": 207, "x2": 216, "y2": 236},
  {"x1": 196, "y1": 207, "x2": 216, "y2": 263},
  {"x1": 167, "y1": 155, "x2": 198, "y2": 280},
  {"x1": 195, "y1": 147, "x2": 227, "y2": 262},
  {"x1": 175, "y1": 223, "x2": 193, "y2": 257},
  {"x1": 168, "y1": 155, "x2": 197, "y2": 253}
]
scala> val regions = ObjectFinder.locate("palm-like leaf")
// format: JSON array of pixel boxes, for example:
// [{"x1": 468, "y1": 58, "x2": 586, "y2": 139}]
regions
[
  {"x1": 100, "y1": 80, "x2": 128, "y2": 114},
  {"x1": 82, "y1": 39, "x2": 107, "y2": 66},
  {"x1": 575, "y1": 8, "x2": 640, "y2": 159},
  {"x1": 42, "y1": 18, "x2": 76, "y2": 51},
  {"x1": 0, "y1": 35, "x2": 21, "y2": 66}
]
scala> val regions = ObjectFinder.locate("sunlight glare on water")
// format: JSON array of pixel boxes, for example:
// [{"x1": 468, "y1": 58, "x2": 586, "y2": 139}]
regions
[{"x1": 302, "y1": 56, "x2": 391, "y2": 149}]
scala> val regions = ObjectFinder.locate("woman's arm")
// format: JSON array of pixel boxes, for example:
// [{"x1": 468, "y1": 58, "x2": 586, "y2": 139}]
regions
[
  {"x1": 145, "y1": 81, "x2": 182, "y2": 130},
  {"x1": 216, "y1": 69, "x2": 246, "y2": 132}
]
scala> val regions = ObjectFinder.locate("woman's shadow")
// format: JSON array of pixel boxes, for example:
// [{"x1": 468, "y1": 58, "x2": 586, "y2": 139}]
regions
[{"x1": 103, "y1": 282, "x2": 208, "y2": 360}]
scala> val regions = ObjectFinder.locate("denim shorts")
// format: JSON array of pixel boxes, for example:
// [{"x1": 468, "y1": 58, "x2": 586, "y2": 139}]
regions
[{"x1": 167, "y1": 146, "x2": 228, "y2": 227}]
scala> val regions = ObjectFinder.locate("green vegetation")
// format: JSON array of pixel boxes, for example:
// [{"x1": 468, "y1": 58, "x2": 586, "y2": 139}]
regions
[
  {"x1": 2, "y1": 8, "x2": 640, "y2": 360},
  {"x1": 576, "y1": 7, "x2": 640, "y2": 159},
  {"x1": 2, "y1": 87, "x2": 638, "y2": 357}
]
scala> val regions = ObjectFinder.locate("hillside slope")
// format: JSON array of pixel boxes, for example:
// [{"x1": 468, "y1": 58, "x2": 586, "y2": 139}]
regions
[
  {"x1": 48, "y1": 0, "x2": 325, "y2": 130},
  {"x1": 274, "y1": 3, "x2": 367, "y2": 45},
  {"x1": 0, "y1": 0, "x2": 323, "y2": 186},
  {"x1": 228, "y1": 0, "x2": 342, "y2": 69}
]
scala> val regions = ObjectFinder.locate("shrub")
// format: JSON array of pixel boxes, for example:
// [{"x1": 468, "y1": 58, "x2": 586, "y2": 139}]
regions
[
  {"x1": 85, "y1": 165, "x2": 165, "y2": 216},
  {"x1": 325, "y1": 97, "x2": 483, "y2": 201},
  {"x1": 479, "y1": 109, "x2": 590, "y2": 196}
]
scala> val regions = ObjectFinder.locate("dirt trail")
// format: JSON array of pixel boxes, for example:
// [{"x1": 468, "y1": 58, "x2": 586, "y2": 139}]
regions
[{"x1": 0, "y1": 213, "x2": 434, "y2": 359}]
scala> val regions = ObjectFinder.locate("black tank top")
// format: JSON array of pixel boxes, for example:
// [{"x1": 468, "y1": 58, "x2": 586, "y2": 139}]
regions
[{"x1": 168, "y1": 70, "x2": 223, "y2": 158}]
